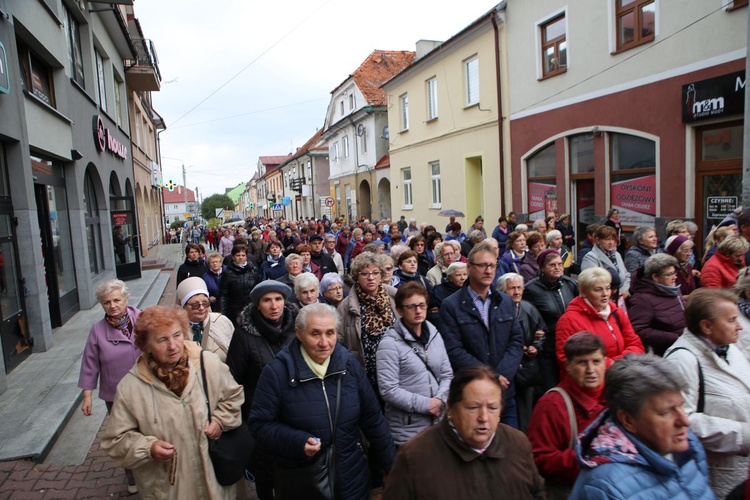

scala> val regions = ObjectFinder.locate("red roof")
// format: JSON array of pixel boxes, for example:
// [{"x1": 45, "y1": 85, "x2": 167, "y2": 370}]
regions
[
  {"x1": 334, "y1": 50, "x2": 416, "y2": 107},
  {"x1": 374, "y1": 154, "x2": 390, "y2": 170},
  {"x1": 259, "y1": 155, "x2": 292, "y2": 166},
  {"x1": 161, "y1": 186, "x2": 196, "y2": 203}
]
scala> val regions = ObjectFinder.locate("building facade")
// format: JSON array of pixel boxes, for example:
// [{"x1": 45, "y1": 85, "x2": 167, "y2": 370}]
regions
[
  {"x1": 505, "y1": 0, "x2": 747, "y2": 252},
  {"x1": 279, "y1": 129, "x2": 330, "y2": 221},
  {"x1": 162, "y1": 187, "x2": 197, "y2": 223}
]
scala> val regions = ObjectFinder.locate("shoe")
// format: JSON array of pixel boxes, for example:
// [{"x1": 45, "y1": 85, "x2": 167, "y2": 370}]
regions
[{"x1": 127, "y1": 484, "x2": 138, "y2": 494}]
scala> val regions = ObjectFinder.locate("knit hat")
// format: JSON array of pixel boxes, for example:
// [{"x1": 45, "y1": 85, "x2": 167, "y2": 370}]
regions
[
  {"x1": 665, "y1": 235, "x2": 689, "y2": 255},
  {"x1": 249, "y1": 280, "x2": 291, "y2": 306},
  {"x1": 176, "y1": 277, "x2": 209, "y2": 307},
  {"x1": 537, "y1": 248, "x2": 561, "y2": 268}
]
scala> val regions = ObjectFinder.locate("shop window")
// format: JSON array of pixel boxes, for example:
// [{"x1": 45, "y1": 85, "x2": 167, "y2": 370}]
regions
[
  {"x1": 610, "y1": 133, "x2": 656, "y2": 225},
  {"x1": 540, "y1": 14, "x2": 567, "y2": 78},
  {"x1": 83, "y1": 172, "x2": 104, "y2": 274},
  {"x1": 615, "y1": 0, "x2": 655, "y2": 52},
  {"x1": 699, "y1": 124, "x2": 743, "y2": 162},
  {"x1": 527, "y1": 143, "x2": 557, "y2": 219},
  {"x1": 63, "y1": 6, "x2": 85, "y2": 88},
  {"x1": 465, "y1": 55, "x2": 479, "y2": 106},
  {"x1": 17, "y1": 40, "x2": 56, "y2": 108},
  {"x1": 570, "y1": 134, "x2": 595, "y2": 174}
]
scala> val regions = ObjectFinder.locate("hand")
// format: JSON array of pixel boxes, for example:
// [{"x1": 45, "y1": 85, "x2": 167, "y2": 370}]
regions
[
  {"x1": 427, "y1": 398, "x2": 444, "y2": 418},
  {"x1": 620, "y1": 291, "x2": 631, "y2": 300},
  {"x1": 526, "y1": 346, "x2": 538, "y2": 357},
  {"x1": 534, "y1": 329, "x2": 545, "y2": 340},
  {"x1": 150, "y1": 441, "x2": 176, "y2": 462},
  {"x1": 498, "y1": 375, "x2": 510, "y2": 390},
  {"x1": 692, "y1": 269, "x2": 701, "y2": 278},
  {"x1": 209, "y1": 296, "x2": 216, "y2": 304},
  {"x1": 304, "y1": 437, "x2": 322, "y2": 457},
  {"x1": 203, "y1": 419, "x2": 222, "y2": 440},
  {"x1": 81, "y1": 391, "x2": 93, "y2": 416}
]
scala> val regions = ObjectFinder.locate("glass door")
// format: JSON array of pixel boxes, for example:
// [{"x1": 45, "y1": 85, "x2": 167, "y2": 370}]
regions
[{"x1": 110, "y1": 196, "x2": 141, "y2": 281}]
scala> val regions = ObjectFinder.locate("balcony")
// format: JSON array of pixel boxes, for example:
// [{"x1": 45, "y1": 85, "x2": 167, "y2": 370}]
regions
[{"x1": 126, "y1": 39, "x2": 161, "y2": 92}]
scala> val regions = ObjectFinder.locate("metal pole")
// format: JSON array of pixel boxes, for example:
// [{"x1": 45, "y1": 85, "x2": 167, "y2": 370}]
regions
[{"x1": 182, "y1": 164, "x2": 188, "y2": 219}]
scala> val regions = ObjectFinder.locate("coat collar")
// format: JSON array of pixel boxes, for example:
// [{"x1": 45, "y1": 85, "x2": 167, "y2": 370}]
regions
[
  {"x1": 437, "y1": 418, "x2": 505, "y2": 461},
  {"x1": 283, "y1": 338, "x2": 348, "y2": 386},
  {"x1": 103, "y1": 306, "x2": 137, "y2": 344}
]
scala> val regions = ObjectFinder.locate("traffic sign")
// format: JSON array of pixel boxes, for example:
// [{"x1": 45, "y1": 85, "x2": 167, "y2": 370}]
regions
[
  {"x1": 324, "y1": 197, "x2": 335, "y2": 207},
  {"x1": 273, "y1": 203, "x2": 283, "y2": 212},
  {"x1": 215, "y1": 208, "x2": 224, "y2": 218}
]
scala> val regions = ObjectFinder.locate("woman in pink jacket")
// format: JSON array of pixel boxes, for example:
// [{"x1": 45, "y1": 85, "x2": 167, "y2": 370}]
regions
[
  {"x1": 555, "y1": 268, "x2": 644, "y2": 375},
  {"x1": 77, "y1": 279, "x2": 141, "y2": 494}
]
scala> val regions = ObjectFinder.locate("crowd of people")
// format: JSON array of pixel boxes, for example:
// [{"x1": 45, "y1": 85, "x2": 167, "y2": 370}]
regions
[{"x1": 76, "y1": 208, "x2": 750, "y2": 499}]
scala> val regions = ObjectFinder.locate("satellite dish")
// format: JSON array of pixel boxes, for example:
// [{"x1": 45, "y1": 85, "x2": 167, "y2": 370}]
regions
[
  {"x1": 357, "y1": 124, "x2": 365, "y2": 137},
  {"x1": 382, "y1": 126, "x2": 389, "y2": 140}
]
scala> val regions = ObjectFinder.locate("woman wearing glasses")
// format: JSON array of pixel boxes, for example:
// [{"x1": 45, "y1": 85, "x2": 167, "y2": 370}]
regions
[
  {"x1": 376, "y1": 282, "x2": 453, "y2": 446},
  {"x1": 338, "y1": 252, "x2": 398, "y2": 396},
  {"x1": 177, "y1": 277, "x2": 235, "y2": 363}
]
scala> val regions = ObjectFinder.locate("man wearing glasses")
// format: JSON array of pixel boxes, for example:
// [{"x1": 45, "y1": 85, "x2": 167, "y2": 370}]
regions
[{"x1": 439, "y1": 240, "x2": 524, "y2": 428}]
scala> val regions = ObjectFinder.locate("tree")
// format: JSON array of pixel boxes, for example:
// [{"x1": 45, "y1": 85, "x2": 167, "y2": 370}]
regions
[{"x1": 201, "y1": 194, "x2": 234, "y2": 221}]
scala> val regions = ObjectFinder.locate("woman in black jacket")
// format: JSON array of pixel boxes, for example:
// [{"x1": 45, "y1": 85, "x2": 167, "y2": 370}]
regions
[
  {"x1": 175, "y1": 243, "x2": 206, "y2": 286},
  {"x1": 218, "y1": 244, "x2": 260, "y2": 326},
  {"x1": 408, "y1": 235, "x2": 432, "y2": 277}
]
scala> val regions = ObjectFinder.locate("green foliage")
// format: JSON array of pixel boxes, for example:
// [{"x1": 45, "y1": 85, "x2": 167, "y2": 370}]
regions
[
  {"x1": 170, "y1": 219, "x2": 184, "y2": 230},
  {"x1": 207, "y1": 218, "x2": 222, "y2": 228},
  {"x1": 201, "y1": 194, "x2": 235, "y2": 221}
]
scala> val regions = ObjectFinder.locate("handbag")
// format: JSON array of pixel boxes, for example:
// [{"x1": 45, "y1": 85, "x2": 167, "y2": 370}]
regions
[
  {"x1": 274, "y1": 375, "x2": 342, "y2": 500},
  {"x1": 515, "y1": 355, "x2": 542, "y2": 388},
  {"x1": 199, "y1": 350, "x2": 255, "y2": 486}
]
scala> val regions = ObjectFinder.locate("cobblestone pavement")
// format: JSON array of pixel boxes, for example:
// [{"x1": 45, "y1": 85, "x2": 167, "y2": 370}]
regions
[{"x1": 0, "y1": 243, "x2": 258, "y2": 499}]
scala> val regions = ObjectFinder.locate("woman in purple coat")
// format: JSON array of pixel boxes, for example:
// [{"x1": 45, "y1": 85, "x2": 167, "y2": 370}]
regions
[{"x1": 77, "y1": 279, "x2": 140, "y2": 494}]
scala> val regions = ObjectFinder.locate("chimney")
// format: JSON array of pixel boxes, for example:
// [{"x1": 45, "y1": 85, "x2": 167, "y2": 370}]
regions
[{"x1": 415, "y1": 40, "x2": 442, "y2": 59}]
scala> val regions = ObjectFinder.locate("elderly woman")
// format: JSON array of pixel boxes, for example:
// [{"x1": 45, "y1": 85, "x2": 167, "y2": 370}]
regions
[
  {"x1": 260, "y1": 239, "x2": 286, "y2": 281},
  {"x1": 393, "y1": 250, "x2": 432, "y2": 290},
  {"x1": 275, "y1": 253, "x2": 304, "y2": 288},
  {"x1": 701, "y1": 234, "x2": 748, "y2": 289},
  {"x1": 520, "y1": 232, "x2": 546, "y2": 282},
  {"x1": 571, "y1": 354, "x2": 712, "y2": 499},
  {"x1": 497, "y1": 273, "x2": 546, "y2": 432},
  {"x1": 703, "y1": 224, "x2": 736, "y2": 264},
  {"x1": 734, "y1": 267, "x2": 750, "y2": 360},
  {"x1": 556, "y1": 268, "x2": 644, "y2": 373},
  {"x1": 492, "y1": 217, "x2": 510, "y2": 254},
  {"x1": 546, "y1": 230, "x2": 563, "y2": 251},
  {"x1": 376, "y1": 282, "x2": 453, "y2": 446},
  {"x1": 581, "y1": 225, "x2": 631, "y2": 300},
  {"x1": 201, "y1": 252, "x2": 225, "y2": 312},
  {"x1": 294, "y1": 272, "x2": 320, "y2": 306},
  {"x1": 338, "y1": 252, "x2": 397, "y2": 396},
  {"x1": 665, "y1": 288, "x2": 750, "y2": 498},
  {"x1": 665, "y1": 235, "x2": 699, "y2": 296},
  {"x1": 501, "y1": 232, "x2": 527, "y2": 274},
  {"x1": 523, "y1": 250, "x2": 578, "y2": 391},
  {"x1": 379, "y1": 253, "x2": 397, "y2": 287},
  {"x1": 78, "y1": 280, "x2": 140, "y2": 493},
  {"x1": 426, "y1": 240, "x2": 460, "y2": 286},
  {"x1": 296, "y1": 243, "x2": 322, "y2": 280},
  {"x1": 624, "y1": 225, "x2": 658, "y2": 274},
  {"x1": 627, "y1": 254, "x2": 686, "y2": 356},
  {"x1": 428, "y1": 262, "x2": 467, "y2": 325},
  {"x1": 425, "y1": 231, "x2": 443, "y2": 264},
  {"x1": 177, "y1": 277, "x2": 234, "y2": 363},
  {"x1": 319, "y1": 273, "x2": 345, "y2": 307},
  {"x1": 383, "y1": 366, "x2": 544, "y2": 499},
  {"x1": 407, "y1": 235, "x2": 432, "y2": 277},
  {"x1": 101, "y1": 306, "x2": 243, "y2": 499},
  {"x1": 219, "y1": 244, "x2": 261, "y2": 326},
  {"x1": 249, "y1": 304, "x2": 395, "y2": 500},
  {"x1": 176, "y1": 243, "x2": 207, "y2": 286}
]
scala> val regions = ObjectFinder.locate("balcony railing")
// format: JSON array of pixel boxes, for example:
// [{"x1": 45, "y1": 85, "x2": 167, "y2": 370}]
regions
[{"x1": 126, "y1": 39, "x2": 161, "y2": 91}]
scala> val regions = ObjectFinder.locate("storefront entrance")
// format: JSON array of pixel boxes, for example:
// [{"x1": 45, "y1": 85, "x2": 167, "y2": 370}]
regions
[{"x1": 111, "y1": 196, "x2": 141, "y2": 281}]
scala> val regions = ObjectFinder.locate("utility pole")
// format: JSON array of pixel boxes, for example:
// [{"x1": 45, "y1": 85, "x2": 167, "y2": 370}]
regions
[
  {"x1": 195, "y1": 186, "x2": 200, "y2": 223},
  {"x1": 182, "y1": 164, "x2": 188, "y2": 222}
]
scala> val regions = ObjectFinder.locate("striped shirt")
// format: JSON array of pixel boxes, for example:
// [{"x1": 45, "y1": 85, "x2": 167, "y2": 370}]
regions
[{"x1": 468, "y1": 286, "x2": 492, "y2": 329}]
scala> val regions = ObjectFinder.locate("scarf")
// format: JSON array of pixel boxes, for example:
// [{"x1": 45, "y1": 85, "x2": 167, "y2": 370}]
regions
[
  {"x1": 190, "y1": 322, "x2": 203, "y2": 344},
  {"x1": 105, "y1": 313, "x2": 132, "y2": 339},
  {"x1": 600, "y1": 246, "x2": 619, "y2": 271},
  {"x1": 355, "y1": 283, "x2": 394, "y2": 336},
  {"x1": 147, "y1": 350, "x2": 190, "y2": 396},
  {"x1": 739, "y1": 298, "x2": 750, "y2": 319},
  {"x1": 250, "y1": 305, "x2": 289, "y2": 345}
]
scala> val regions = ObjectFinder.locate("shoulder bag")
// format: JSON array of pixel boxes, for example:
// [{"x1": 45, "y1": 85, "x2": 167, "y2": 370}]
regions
[
  {"x1": 274, "y1": 375, "x2": 342, "y2": 500},
  {"x1": 200, "y1": 350, "x2": 255, "y2": 486},
  {"x1": 544, "y1": 387, "x2": 576, "y2": 500}
]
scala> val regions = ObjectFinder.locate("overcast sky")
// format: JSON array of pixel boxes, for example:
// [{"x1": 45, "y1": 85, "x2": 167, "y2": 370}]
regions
[{"x1": 135, "y1": 0, "x2": 500, "y2": 200}]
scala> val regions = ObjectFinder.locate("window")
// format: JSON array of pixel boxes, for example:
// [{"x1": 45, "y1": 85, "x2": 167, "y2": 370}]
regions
[
  {"x1": 429, "y1": 161, "x2": 441, "y2": 207},
  {"x1": 426, "y1": 77, "x2": 438, "y2": 120},
  {"x1": 361, "y1": 127, "x2": 367, "y2": 153},
  {"x1": 570, "y1": 134, "x2": 595, "y2": 174},
  {"x1": 332, "y1": 142, "x2": 339, "y2": 162},
  {"x1": 17, "y1": 41, "x2": 56, "y2": 107},
  {"x1": 615, "y1": 0, "x2": 655, "y2": 52},
  {"x1": 611, "y1": 133, "x2": 655, "y2": 171},
  {"x1": 95, "y1": 50, "x2": 107, "y2": 112},
  {"x1": 400, "y1": 94, "x2": 409, "y2": 131},
  {"x1": 135, "y1": 111, "x2": 142, "y2": 148},
  {"x1": 340, "y1": 101, "x2": 345, "y2": 115},
  {"x1": 402, "y1": 168, "x2": 413, "y2": 208},
  {"x1": 527, "y1": 143, "x2": 557, "y2": 219},
  {"x1": 610, "y1": 132, "x2": 656, "y2": 225},
  {"x1": 113, "y1": 76, "x2": 123, "y2": 127},
  {"x1": 349, "y1": 94, "x2": 354, "y2": 110},
  {"x1": 342, "y1": 135, "x2": 349, "y2": 158},
  {"x1": 465, "y1": 56, "x2": 479, "y2": 106},
  {"x1": 83, "y1": 172, "x2": 104, "y2": 274},
  {"x1": 541, "y1": 14, "x2": 567, "y2": 78},
  {"x1": 63, "y1": 7, "x2": 85, "y2": 87}
]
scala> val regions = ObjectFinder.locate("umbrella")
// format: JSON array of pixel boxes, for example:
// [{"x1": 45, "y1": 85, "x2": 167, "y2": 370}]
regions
[{"x1": 438, "y1": 209, "x2": 465, "y2": 217}]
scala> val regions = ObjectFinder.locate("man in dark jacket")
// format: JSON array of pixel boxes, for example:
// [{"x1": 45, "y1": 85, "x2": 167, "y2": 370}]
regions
[
  {"x1": 440, "y1": 241, "x2": 524, "y2": 428},
  {"x1": 309, "y1": 234, "x2": 337, "y2": 276},
  {"x1": 573, "y1": 223, "x2": 599, "y2": 274}
]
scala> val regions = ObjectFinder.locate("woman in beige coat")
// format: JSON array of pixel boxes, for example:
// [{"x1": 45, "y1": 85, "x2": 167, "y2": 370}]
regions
[{"x1": 101, "y1": 305, "x2": 244, "y2": 500}]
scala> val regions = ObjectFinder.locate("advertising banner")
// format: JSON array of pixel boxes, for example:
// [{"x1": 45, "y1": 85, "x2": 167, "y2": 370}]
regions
[
  {"x1": 528, "y1": 182, "x2": 556, "y2": 220},
  {"x1": 611, "y1": 175, "x2": 656, "y2": 225}
]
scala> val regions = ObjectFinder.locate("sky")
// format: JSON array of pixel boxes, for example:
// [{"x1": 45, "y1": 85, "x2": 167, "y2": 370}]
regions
[{"x1": 134, "y1": 0, "x2": 501, "y2": 200}]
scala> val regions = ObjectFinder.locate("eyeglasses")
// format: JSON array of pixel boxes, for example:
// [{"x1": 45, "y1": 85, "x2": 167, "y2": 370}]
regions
[
  {"x1": 359, "y1": 271, "x2": 382, "y2": 278},
  {"x1": 402, "y1": 303, "x2": 428, "y2": 311},
  {"x1": 661, "y1": 271, "x2": 677, "y2": 277},
  {"x1": 326, "y1": 286, "x2": 343, "y2": 292},
  {"x1": 470, "y1": 262, "x2": 498, "y2": 271},
  {"x1": 385, "y1": 266, "x2": 393, "y2": 272},
  {"x1": 188, "y1": 301, "x2": 210, "y2": 310}
]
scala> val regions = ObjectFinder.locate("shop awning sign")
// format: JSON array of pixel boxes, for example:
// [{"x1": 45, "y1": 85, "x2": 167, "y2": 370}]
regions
[{"x1": 682, "y1": 70, "x2": 745, "y2": 123}]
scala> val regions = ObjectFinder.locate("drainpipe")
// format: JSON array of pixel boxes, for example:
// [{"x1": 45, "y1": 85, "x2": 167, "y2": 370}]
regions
[{"x1": 491, "y1": 6, "x2": 506, "y2": 214}]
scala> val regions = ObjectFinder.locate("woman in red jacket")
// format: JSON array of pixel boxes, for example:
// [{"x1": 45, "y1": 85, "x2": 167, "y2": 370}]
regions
[
  {"x1": 700, "y1": 235, "x2": 748, "y2": 289},
  {"x1": 555, "y1": 267, "x2": 644, "y2": 374}
]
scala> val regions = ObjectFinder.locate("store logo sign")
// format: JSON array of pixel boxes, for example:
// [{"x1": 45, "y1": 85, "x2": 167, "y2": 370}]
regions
[
  {"x1": 682, "y1": 70, "x2": 745, "y2": 123},
  {"x1": 92, "y1": 115, "x2": 127, "y2": 160}
]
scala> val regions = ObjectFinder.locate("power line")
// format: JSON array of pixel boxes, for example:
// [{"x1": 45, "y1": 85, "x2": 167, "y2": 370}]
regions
[{"x1": 169, "y1": 0, "x2": 334, "y2": 126}]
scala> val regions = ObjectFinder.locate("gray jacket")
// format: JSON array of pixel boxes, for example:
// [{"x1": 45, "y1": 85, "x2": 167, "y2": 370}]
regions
[{"x1": 376, "y1": 319, "x2": 453, "y2": 445}]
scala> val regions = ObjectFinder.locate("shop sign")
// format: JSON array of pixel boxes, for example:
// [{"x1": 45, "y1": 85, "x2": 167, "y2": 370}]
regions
[
  {"x1": 706, "y1": 196, "x2": 738, "y2": 220},
  {"x1": 0, "y1": 41, "x2": 9, "y2": 95},
  {"x1": 611, "y1": 175, "x2": 656, "y2": 225},
  {"x1": 682, "y1": 70, "x2": 745, "y2": 123},
  {"x1": 528, "y1": 182, "x2": 556, "y2": 219},
  {"x1": 92, "y1": 115, "x2": 127, "y2": 160}
]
